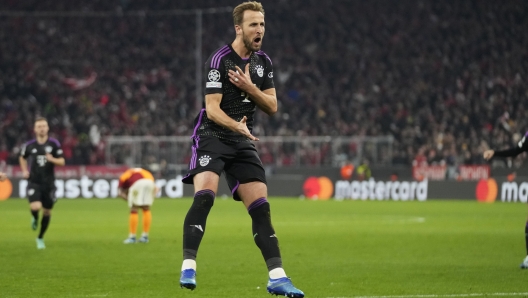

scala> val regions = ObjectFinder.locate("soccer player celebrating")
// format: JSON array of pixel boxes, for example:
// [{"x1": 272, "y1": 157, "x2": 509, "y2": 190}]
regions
[
  {"x1": 483, "y1": 131, "x2": 528, "y2": 268},
  {"x1": 179, "y1": 2, "x2": 304, "y2": 297},
  {"x1": 118, "y1": 168, "x2": 157, "y2": 244},
  {"x1": 19, "y1": 117, "x2": 65, "y2": 249}
]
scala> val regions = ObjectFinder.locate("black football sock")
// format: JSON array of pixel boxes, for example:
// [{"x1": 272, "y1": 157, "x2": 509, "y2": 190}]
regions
[
  {"x1": 183, "y1": 189, "x2": 215, "y2": 260},
  {"x1": 524, "y1": 222, "x2": 528, "y2": 255},
  {"x1": 31, "y1": 210, "x2": 39, "y2": 221},
  {"x1": 38, "y1": 215, "x2": 50, "y2": 239},
  {"x1": 248, "y1": 197, "x2": 283, "y2": 271}
]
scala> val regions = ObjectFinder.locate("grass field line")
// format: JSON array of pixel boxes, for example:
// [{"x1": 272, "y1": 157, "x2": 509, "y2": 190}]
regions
[{"x1": 329, "y1": 292, "x2": 528, "y2": 298}]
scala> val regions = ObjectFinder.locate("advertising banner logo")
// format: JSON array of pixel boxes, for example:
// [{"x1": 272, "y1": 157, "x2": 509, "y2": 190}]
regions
[
  {"x1": 334, "y1": 179, "x2": 428, "y2": 201},
  {"x1": 302, "y1": 176, "x2": 333, "y2": 200},
  {"x1": 500, "y1": 181, "x2": 528, "y2": 203},
  {"x1": 475, "y1": 179, "x2": 497, "y2": 203},
  {"x1": 459, "y1": 165, "x2": 490, "y2": 181},
  {"x1": 474, "y1": 179, "x2": 528, "y2": 203},
  {"x1": 17, "y1": 175, "x2": 184, "y2": 199},
  {"x1": 412, "y1": 166, "x2": 446, "y2": 181}
]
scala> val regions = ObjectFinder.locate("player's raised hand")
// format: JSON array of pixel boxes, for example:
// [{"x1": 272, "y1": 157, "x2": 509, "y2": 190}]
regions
[
  {"x1": 483, "y1": 149, "x2": 495, "y2": 160},
  {"x1": 0, "y1": 172, "x2": 7, "y2": 181},
  {"x1": 228, "y1": 64, "x2": 253, "y2": 91},
  {"x1": 236, "y1": 116, "x2": 259, "y2": 141}
]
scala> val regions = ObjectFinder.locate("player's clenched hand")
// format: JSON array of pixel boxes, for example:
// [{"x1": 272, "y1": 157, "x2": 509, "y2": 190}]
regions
[
  {"x1": 45, "y1": 153, "x2": 54, "y2": 161},
  {"x1": 22, "y1": 170, "x2": 29, "y2": 179},
  {"x1": 483, "y1": 150, "x2": 494, "y2": 160},
  {"x1": 0, "y1": 172, "x2": 6, "y2": 181},
  {"x1": 228, "y1": 64, "x2": 253, "y2": 92},
  {"x1": 235, "y1": 116, "x2": 259, "y2": 141}
]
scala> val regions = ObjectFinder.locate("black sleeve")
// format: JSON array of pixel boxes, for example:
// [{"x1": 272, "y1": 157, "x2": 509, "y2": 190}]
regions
[
  {"x1": 204, "y1": 55, "x2": 227, "y2": 95},
  {"x1": 20, "y1": 143, "x2": 30, "y2": 159},
  {"x1": 494, "y1": 133, "x2": 528, "y2": 158},
  {"x1": 53, "y1": 142, "x2": 64, "y2": 158},
  {"x1": 260, "y1": 57, "x2": 275, "y2": 91}
]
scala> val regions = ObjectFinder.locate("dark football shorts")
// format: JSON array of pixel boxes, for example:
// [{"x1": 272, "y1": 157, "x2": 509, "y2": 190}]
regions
[
  {"x1": 27, "y1": 183, "x2": 57, "y2": 209},
  {"x1": 182, "y1": 135, "x2": 267, "y2": 201}
]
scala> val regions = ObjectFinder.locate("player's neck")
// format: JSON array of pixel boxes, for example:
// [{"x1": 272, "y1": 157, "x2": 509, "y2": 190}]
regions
[
  {"x1": 231, "y1": 40, "x2": 252, "y2": 59},
  {"x1": 36, "y1": 135, "x2": 48, "y2": 144}
]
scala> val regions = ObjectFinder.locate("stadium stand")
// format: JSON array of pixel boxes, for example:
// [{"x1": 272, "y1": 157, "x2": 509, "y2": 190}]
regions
[{"x1": 1, "y1": 0, "x2": 527, "y2": 167}]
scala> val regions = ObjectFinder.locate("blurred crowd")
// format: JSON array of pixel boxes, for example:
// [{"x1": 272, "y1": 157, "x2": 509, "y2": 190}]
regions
[{"x1": 1, "y1": 0, "x2": 527, "y2": 168}]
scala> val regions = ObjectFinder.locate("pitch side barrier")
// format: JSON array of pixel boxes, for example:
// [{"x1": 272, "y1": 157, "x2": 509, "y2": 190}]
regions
[
  {"x1": 5, "y1": 176, "x2": 186, "y2": 199},
  {"x1": 3, "y1": 176, "x2": 303, "y2": 199},
  {"x1": 3, "y1": 176, "x2": 527, "y2": 203},
  {"x1": 329, "y1": 178, "x2": 528, "y2": 203}
]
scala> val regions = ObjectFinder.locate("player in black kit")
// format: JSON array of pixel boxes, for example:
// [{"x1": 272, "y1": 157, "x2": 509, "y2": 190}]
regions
[
  {"x1": 179, "y1": 2, "x2": 304, "y2": 297},
  {"x1": 19, "y1": 117, "x2": 65, "y2": 249},
  {"x1": 483, "y1": 131, "x2": 528, "y2": 268}
]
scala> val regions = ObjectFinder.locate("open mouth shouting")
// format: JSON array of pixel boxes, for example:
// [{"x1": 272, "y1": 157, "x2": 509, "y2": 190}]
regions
[
  {"x1": 243, "y1": 33, "x2": 263, "y2": 52},
  {"x1": 253, "y1": 36, "x2": 262, "y2": 49}
]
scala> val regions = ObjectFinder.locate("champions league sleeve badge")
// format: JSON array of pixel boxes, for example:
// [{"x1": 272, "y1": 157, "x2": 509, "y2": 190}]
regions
[{"x1": 206, "y1": 70, "x2": 222, "y2": 88}]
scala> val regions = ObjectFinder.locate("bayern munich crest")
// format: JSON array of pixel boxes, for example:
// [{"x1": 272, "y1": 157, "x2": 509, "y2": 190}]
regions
[
  {"x1": 256, "y1": 65, "x2": 264, "y2": 77},
  {"x1": 199, "y1": 155, "x2": 212, "y2": 167}
]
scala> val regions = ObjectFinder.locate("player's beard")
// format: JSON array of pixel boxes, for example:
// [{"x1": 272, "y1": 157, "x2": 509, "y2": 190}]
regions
[{"x1": 242, "y1": 31, "x2": 261, "y2": 52}]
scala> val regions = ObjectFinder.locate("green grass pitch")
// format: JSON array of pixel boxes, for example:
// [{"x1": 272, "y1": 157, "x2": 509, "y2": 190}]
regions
[{"x1": 2, "y1": 198, "x2": 528, "y2": 298}]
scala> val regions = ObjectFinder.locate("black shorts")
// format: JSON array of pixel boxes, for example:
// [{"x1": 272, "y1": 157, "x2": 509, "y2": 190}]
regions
[
  {"x1": 27, "y1": 182, "x2": 57, "y2": 209},
  {"x1": 182, "y1": 135, "x2": 267, "y2": 201}
]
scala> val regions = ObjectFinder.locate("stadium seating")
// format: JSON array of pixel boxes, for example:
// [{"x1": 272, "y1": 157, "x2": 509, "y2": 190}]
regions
[{"x1": 1, "y1": 0, "x2": 527, "y2": 167}]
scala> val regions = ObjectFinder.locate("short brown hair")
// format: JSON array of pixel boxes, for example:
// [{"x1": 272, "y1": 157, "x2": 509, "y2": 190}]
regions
[
  {"x1": 233, "y1": 1, "x2": 264, "y2": 26},
  {"x1": 35, "y1": 116, "x2": 48, "y2": 123}
]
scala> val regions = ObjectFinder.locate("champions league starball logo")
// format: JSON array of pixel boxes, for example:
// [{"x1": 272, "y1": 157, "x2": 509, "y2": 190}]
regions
[{"x1": 208, "y1": 70, "x2": 221, "y2": 82}]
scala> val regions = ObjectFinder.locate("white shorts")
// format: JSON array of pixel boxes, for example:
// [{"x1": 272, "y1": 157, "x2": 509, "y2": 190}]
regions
[{"x1": 128, "y1": 179, "x2": 156, "y2": 207}]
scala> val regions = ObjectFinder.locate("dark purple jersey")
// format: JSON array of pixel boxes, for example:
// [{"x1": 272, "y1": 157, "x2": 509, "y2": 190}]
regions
[
  {"x1": 20, "y1": 138, "x2": 64, "y2": 185},
  {"x1": 191, "y1": 44, "x2": 274, "y2": 142}
]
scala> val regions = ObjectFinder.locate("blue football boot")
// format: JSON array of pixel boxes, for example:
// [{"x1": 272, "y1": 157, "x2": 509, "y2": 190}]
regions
[
  {"x1": 267, "y1": 277, "x2": 304, "y2": 297},
  {"x1": 180, "y1": 269, "x2": 196, "y2": 290}
]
